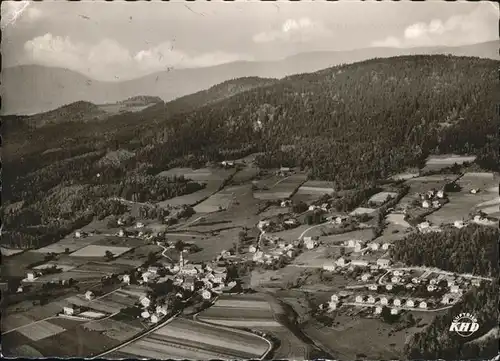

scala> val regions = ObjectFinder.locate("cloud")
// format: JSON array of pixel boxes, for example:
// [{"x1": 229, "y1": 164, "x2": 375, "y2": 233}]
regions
[
  {"x1": 253, "y1": 17, "x2": 332, "y2": 44},
  {"x1": 372, "y1": 4, "x2": 498, "y2": 48},
  {"x1": 23, "y1": 33, "x2": 246, "y2": 80}
]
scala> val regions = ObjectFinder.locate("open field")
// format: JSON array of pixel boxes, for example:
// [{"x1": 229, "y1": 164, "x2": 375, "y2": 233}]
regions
[
  {"x1": 74, "y1": 261, "x2": 133, "y2": 275},
  {"x1": 193, "y1": 187, "x2": 240, "y2": 213},
  {"x1": 422, "y1": 154, "x2": 477, "y2": 172},
  {"x1": 231, "y1": 167, "x2": 260, "y2": 184},
  {"x1": 2, "y1": 251, "x2": 47, "y2": 278},
  {"x1": 250, "y1": 266, "x2": 305, "y2": 289},
  {"x1": 369, "y1": 191, "x2": 398, "y2": 205},
  {"x1": 254, "y1": 174, "x2": 307, "y2": 201},
  {"x1": 92, "y1": 235, "x2": 145, "y2": 248},
  {"x1": 349, "y1": 207, "x2": 376, "y2": 216},
  {"x1": 386, "y1": 213, "x2": 411, "y2": 228},
  {"x1": 319, "y1": 229, "x2": 376, "y2": 245},
  {"x1": 1, "y1": 247, "x2": 24, "y2": 257},
  {"x1": 427, "y1": 173, "x2": 499, "y2": 225},
  {"x1": 110, "y1": 317, "x2": 269, "y2": 359},
  {"x1": 32, "y1": 263, "x2": 76, "y2": 272},
  {"x1": 293, "y1": 180, "x2": 334, "y2": 203},
  {"x1": 389, "y1": 172, "x2": 419, "y2": 181},
  {"x1": 158, "y1": 187, "x2": 216, "y2": 207},
  {"x1": 398, "y1": 174, "x2": 460, "y2": 209},
  {"x1": 157, "y1": 167, "x2": 235, "y2": 182},
  {"x1": 69, "y1": 245, "x2": 131, "y2": 258},
  {"x1": 197, "y1": 294, "x2": 280, "y2": 328},
  {"x1": 16, "y1": 320, "x2": 66, "y2": 341},
  {"x1": 84, "y1": 318, "x2": 143, "y2": 341},
  {"x1": 32, "y1": 235, "x2": 99, "y2": 254}
]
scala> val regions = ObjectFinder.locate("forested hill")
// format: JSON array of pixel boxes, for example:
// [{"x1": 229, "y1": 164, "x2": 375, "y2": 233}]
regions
[{"x1": 138, "y1": 55, "x2": 498, "y2": 188}]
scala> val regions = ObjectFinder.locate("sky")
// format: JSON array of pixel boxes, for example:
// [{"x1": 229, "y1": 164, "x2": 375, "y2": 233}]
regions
[{"x1": 1, "y1": 0, "x2": 498, "y2": 81}]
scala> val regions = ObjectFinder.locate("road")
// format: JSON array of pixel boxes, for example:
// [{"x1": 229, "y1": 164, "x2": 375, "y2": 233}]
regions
[
  {"x1": 298, "y1": 221, "x2": 329, "y2": 240},
  {"x1": 342, "y1": 302, "x2": 453, "y2": 313},
  {"x1": 378, "y1": 266, "x2": 493, "y2": 284}
]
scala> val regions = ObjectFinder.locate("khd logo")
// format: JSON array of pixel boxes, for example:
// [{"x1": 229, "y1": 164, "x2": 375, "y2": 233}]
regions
[{"x1": 449, "y1": 313, "x2": 480, "y2": 337}]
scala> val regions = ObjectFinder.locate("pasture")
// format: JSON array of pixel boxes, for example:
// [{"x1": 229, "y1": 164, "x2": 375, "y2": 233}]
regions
[
  {"x1": 2, "y1": 251, "x2": 47, "y2": 278},
  {"x1": 389, "y1": 172, "x2": 419, "y2": 181},
  {"x1": 369, "y1": 192, "x2": 398, "y2": 206},
  {"x1": 193, "y1": 188, "x2": 236, "y2": 213},
  {"x1": 319, "y1": 228, "x2": 376, "y2": 245},
  {"x1": 254, "y1": 174, "x2": 307, "y2": 201},
  {"x1": 349, "y1": 207, "x2": 376, "y2": 216},
  {"x1": 84, "y1": 318, "x2": 143, "y2": 341},
  {"x1": 157, "y1": 167, "x2": 235, "y2": 182},
  {"x1": 197, "y1": 294, "x2": 281, "y2": 328},
  {"x1": 15, "y1": 320, "x2": 66, "y2": 341},
  {"x1": 32, "y1": 263, "x2": 76, "y2": 272},
  {"x1": 422, "y1": 154, "x2": 477, "y2": 172},
  {"x1": 293, "y1": 180, "x2": 335, "y2": 203},
  {"x1": 427, "y1": 173, "x2": 499, "y2": 225},
  {"x1": 112, "y1": 318, "x2": 270, "y2": 360},
  {"x1": 231, "y1": 166, "x2": 260, "y2": 184},
  {"x1": 69, "y1": 245, "x2": 131, "y2": 258},
  {"x1": 157, "y1": 187, "x2": 215, "y2": 207},
  {"x1": 32, "y1": 235, "x2": 98, "y2": 254},
  {"x1": 386, "y1": 213, "x2": 411, "y2": 228},
  {"x1": 91, "y1": 235, "x2": 145, "y2": 248}
]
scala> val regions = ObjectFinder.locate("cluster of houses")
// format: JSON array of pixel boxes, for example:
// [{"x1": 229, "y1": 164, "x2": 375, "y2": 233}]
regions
[
  {"x1": 419, "y1": 189, "x2": 446, "y2": 209},
  {"x1": 251, "y1": 236, "x2": 302, "y2": 265},
  {"x1": 341, "y1": 239, "x2": 392, "y2": 253},
  {"x1": 416, "y1": 221, "x2": 442, "y2": 234},
  {"x1": 323, "y1": 256, "x2": 392, "y2": 272}
]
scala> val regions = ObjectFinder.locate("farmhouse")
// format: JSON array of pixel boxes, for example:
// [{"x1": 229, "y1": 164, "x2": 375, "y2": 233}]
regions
[
  {"x1": 471, "y1": 279, "x2": 481, "y2": 287},
  {"x1": 75, "y1": 231, "x2": 87, "y2": 238},
  {"x1": 470, "y1": 188, "x2": 479, "y2": 194},
  {"x1": 374, "y1": 306, "x2": 383, "y2": 314},
  {"x1": 453, "y1": 220, "x2": 465, "y2": 229},
  {"x1": 156, "y1": 305, "x2": 168, "y2": 316},
  {"x1": 436, "y1": 190, "x2": 445, "y2": 199},
  {"x1": 446, "y1": 279, "x2": 455, "y2": 287},
  {"x1": 432, "y1": 200, "x2": 441, "y2": 209},
  {"x1": 390, "y1": 308, "x2": 400, "y2": 315},
  {"x1": 249, "y1": 245, "x2": 257, "y2": 253},
  {"x1": 380, "y1": 297, "x2": 389, "y2": 305},
  {"x1": 450, "y1": 285, "x2": 460, "y2": 293},
  {"x1": 419, "y1": 301, "x2": 428, "y2": 309},
  {"x1": 221, "y1": 160, "x2": 235, "y2": 167},
  {"x1": 26, "y1": 272, "x2": 36, "y2": 281},
  {"x1": 367, "y1": 295, "x2": 376, "y2": 304},
  {"x1": 422, "y1": 200, "x2": 430, "y2": 208},
  {"x1": 353, "y1": 243, "x2": 363, "y2": 253},
  {"x1": 327, "y1": 302, "x2": 337, "y2": 311},
  {"x1": 427, "y1": 285, "x2": 437, "y2": 292},
  {"x1": 140, "y1": 296, "x2": 151, "y2": 308},
  {"x1": 368, "y1": 284, "x2": 378, "y2": 291},
  {"x1": 361, "y1": 273, "x2": 371, "y2": 282},
  {"x1": 391, "y1": 276, "x2": 401, "y2": 284},
  {"x1": 136, "y1": 222, "x2": 145, "y2": 228},
  {"x1": 411, "y1": 277, "x2": 421, "y2": 284},
  {"x1": 150, "y1": 314, "x2": 159, "y2": 324},
  {"x1": 141, "y1": 311, "x2": 151, "y2": 319},
  {"x1": 118, "y1": 229, "x2": 125, "y2": 237},
  {"x1": 323, "y1": 263, "x2": 336, "y2": 272},
  {"x1": 258, "y1": 220, "x2": 270, "y2": 231},
  {"x1": 355, "y1": 295, "x2": 365, "y2": 303},
  {"x1": 331, "y1": 294, "x2": 340, "y2": 302},
  {"x1": 122, "y1": 274, "x2": 131, "y2": 284},
  {"x1": 405, "y1": 299, "x2": 415, "y2": 308},
  {"x1": 385, "y1": 284, "x2": 393, "y2": 291},
  {"x1": 351, "y1": 260, "x2": 369, "y2": 268},
  {"x1": 429, "y1": 278, "x2": 438, "y2": 285},
  {"x1": 281, "y1": 200, "x2": 292, "y2": 208},
  {"x1": 393, "y1": 298, "x2": 402, "y2": 307},
  {"x1": 381, "y1": 243, "x2": 391, "y2": 250},
  {"x1": 63, "y1": 306, "x2": 75, "y2": 316},
  {"x1": 336, "y1": 257, "x2": 349, "y2": 267},
  {"x1": 442, "y1": 295, "x2": 455, "y2": 305},
  {"x1": 148, "y1": 266, "x2": 159, "y2": 274},
  {"x1": 377, "y1": 258, "x2": 391, "y2": 268},
  {"x1": 368, "y1": 242, "x2": 379, "y2": 251},
  {"x1": 85, "y1": 291, "x2": 95, "y2": 301},
  {"x1": 305, "y1": 239, "x2": 318, "y2": 250}
]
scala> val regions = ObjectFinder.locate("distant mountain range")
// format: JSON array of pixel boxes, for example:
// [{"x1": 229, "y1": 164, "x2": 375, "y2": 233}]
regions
[{"x1": 2, "y1": 40, "x2": 498, "y2": 115}]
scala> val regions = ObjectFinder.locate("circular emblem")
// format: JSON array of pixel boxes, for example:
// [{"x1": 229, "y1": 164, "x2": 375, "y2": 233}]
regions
[{"x1": 449, "y1": 313, "x2": 479, "y2": 337}]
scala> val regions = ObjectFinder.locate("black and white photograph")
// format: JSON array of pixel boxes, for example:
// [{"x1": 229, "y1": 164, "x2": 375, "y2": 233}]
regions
[{"x1": 1, "y1": 0, "x2": 499, "y2": 359}]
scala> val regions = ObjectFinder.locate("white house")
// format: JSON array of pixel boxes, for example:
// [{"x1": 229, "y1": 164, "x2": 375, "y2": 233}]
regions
[
  {"x1": 453, "y1": 220, "x2": 465, "y2": 229},
  {"x1": 418, "y1": 222, "x2": 430, "y2": 231},
  {"x1": 406, "y1": 299, "x2": 415, "y2": 308},
  {"x1": 278, "y1": 240, "x2": 286, "y2": 248},
  {"x1": 390, "y1": 308, "x2": 400, "y2": 315},
  {"x1": 393, "y1": 270, "x2": 403, "y2": 277},
  {"x1": 422, "y1": 200, "x2": 430, "y2": 208},
  {"x1": 391, "y1": 276, "x2": 400, "y2": 284},
  {"x1": 367, "y1": 295, "x2": 376, "y2": 304},
  {"x1": 136, "y1": 222, "x2": 145, "y2": 229},
  {"x1": 351, "y1": 260, "x2": 369, "y2": 268},
  {"x1": 368, "y1": 242, "x2": 379, "y2": 251},
  {"x1": 393, "y1": 298, "x2": 402, "y2": 307},
  {"x1": 257, "y1": 220, "x2": 270, "y2": 231},
  {"x1": 281, "y1": 200, "x2": 292, "y2": 208},
  {"x1": 385, "y1": 284, "x2": 393, "y2": 291},
  {"x1": 308, "y1": 205, "x2": 318, "y2": 211},
  {"x1": 150, "y1": 314, "x2": 159, "y2": 324},
  {"x1": 450, "y1": 285, "x2": 460, "y2": 293},
  {"x1": 123, "y1": 274, "x2": 131, "y2": 285},
  {"x1": 471, "y1": 279, "x2": 481, "y2": 287},
  {"x1": 253, "y1": 251, "x2": 264, "y2": 262},
  {"x1": 446, "y1": 279, "x2": 455, "y2": 287},
  {"x1": 377, "y1": 258, "x2": 391, "y2": 268},
  {"x1": 305, "y1": 239, "x2": 317, "y2": 250},
  {"x1": 148, "y1": 266, "x2": 159, "y2": 274},
  {"x1": 327, "y1": 301, "x2": 337, "y2": 311},
  {"x1": 436, "y1": 190, "x2": 445, "y2": 199},
  {"x1": 331, "y1": 294, "x2": 339, "y2": 302},
  {"x1": 354, "y1": 243, "x2": 363, "y2": 253},
  {"x1": 75, "y1": 231, "x2": 82, "y2": 238},
  {"x1": 411, "y1": 277, "x2": 420, "y2": 284},
  {"x1": 156, "y1": 305, "x2": 168, "y2": 316},
  {"x1": 286, "y1": 250, "x2": 294, "y2": 258},
  {"x1": 470, "y1": 188, "x2": 479, "y2": 194},
  {"x1": 140, "y1": 296, "x2": 151, "y2": 308},
  {"x1": 429, "y1": 278, "x2": 438, "y2": 285},
  {"x1": 432, "y1": 200, "x2": 441, "y2": 209},
  {"x1": 85, "y1": 291, "x2": 94, "y2": 301},
  {"x1": 355, "y1": 295, "x2": 365, "y2": 303},
  {"x1": 249, "y1": 245, "x2": 257, "y2": 253},
  {"x1": 180, "y1": 264, "x2": 199, "y2": 276},
  {"x1": 118, "y1": 229, "x2": 125, "y2": 237},
  {"x1": 26, "y1": 272, "x2": 36, "y2": 281},
  {"x1": 427, "y1": 285, "x2": 437, "y2": 292},
  {"x1": 323, "y1": 263, "x2": 336, "y2": 272},
  {"x1": 63, "y1": 306, "x2": 75, "y2": 316},
  {"x1": 117, "y1": 218, "x2": 125, "y2": 226},
  {"x1": 336, "y1": 257, "x2": 348, "y2": 267},
  {"x1": 361, "y1": 273, "x2": 371, "y2": 282},
  {"x1": 141, "y1": 311, "x2": 151, "y2": 319},
  {"x1": 142, "y1": 273, "x2": 150, "y2": 283},
  {"x1": 201, "y1": 290, "x2": 211, "y2": 300},
  {"x1": 347, "y1": 239, "x2": 357, "y2": 248},
  {"x1": 419, "y1": 301, "x2": 427, "y2": 309},
  {"x1": 368, "y1": 284, "x2": 378, "y2": 291},
  {"x1": 374, "y1": 306, "x2": 383, "y2": 314},
  {"x1": 380, "y1": 297, "x2": 389, "y2": 305},
  {"x1": 381, "y1": 243, "x2": 391, "y2": 250}
]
